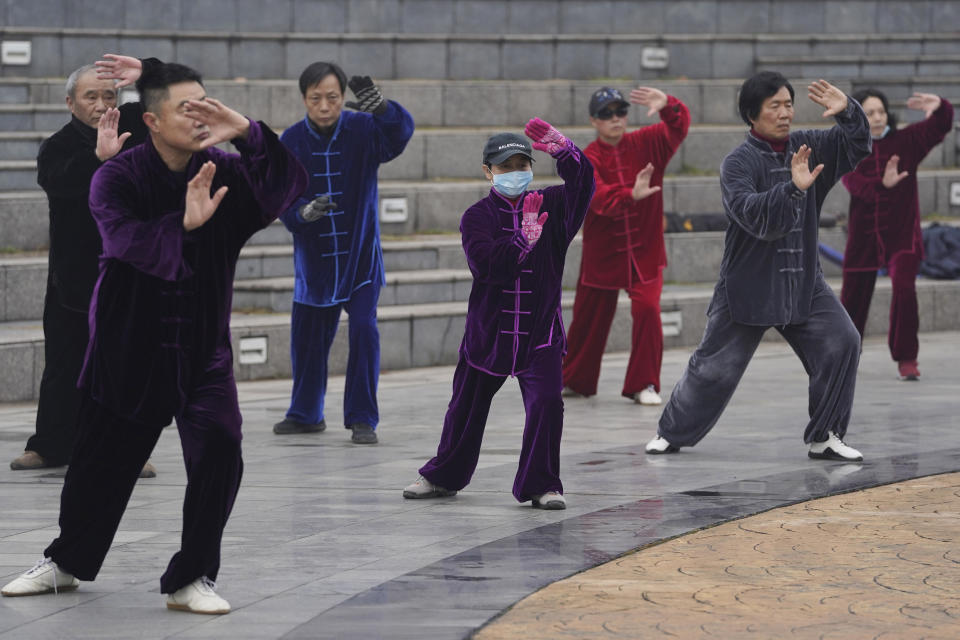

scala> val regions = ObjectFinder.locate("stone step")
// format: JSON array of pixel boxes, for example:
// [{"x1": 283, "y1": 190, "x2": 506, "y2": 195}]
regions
[
  {"x1": 3, "y1": 77, "x2": 960, "y2": 132},
  {"x1": 0, "y1": 227, "x2": 852, "y2": 322},
  {"x1": 3, "y1": 276, "x2": 959, "y2": 402},
  {"x1": 758, "y1": 55, "x2": 960, "y2": 81},
  {"x1": 1, "y1": 24, "x2": 957, "y2": 80},
  {"x1": 0, "y1": 131, "x2": 48, "y2": 161}
]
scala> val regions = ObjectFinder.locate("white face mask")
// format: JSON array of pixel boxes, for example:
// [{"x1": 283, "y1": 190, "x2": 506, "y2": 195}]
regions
[
  {"x1": 872, "y1": 125, "x2": 891, "y2": 140},
  {"x1": 491, "y1": 170, "x2": 533, "y2": 197}
]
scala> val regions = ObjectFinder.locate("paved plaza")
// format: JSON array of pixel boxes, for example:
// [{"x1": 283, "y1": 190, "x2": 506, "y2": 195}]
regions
[{"x1": 1, "y1": 331, "x2": 958, "y2": 639}]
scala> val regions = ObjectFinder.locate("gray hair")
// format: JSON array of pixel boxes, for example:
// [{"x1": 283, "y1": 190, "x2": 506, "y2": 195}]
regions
[{"x1": 65, "y1": 64, "x2": 98, "y2": 100}]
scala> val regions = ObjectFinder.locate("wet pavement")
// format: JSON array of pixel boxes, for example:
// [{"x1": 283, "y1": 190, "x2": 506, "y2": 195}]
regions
[{"x1": 0, "y1": 331, "x2": 957, "y2": 639}]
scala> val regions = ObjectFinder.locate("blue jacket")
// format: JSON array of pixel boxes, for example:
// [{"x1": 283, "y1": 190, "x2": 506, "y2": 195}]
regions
[{"x1": 280, "y1": 101, "x2": 415, "y2": 306}]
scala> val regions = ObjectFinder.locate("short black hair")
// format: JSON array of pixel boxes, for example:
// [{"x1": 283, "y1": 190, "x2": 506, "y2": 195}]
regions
[
  {"x1": 852, "y1": 87, "x2": 897, "y2": 130},
  {"x1": 299, "y1": 62, "x2": 347, "y2": 95},
  {"x1": 738, "y1": 71, "x2": 795, "y2": 126},
  {"x1": 135, "y1": 62, "x2": 203, "y2": 114}
]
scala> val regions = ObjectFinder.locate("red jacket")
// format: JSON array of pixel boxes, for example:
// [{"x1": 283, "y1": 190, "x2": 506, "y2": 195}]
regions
[
  {"x1": 580, "y1": 95, "x2": 690, "y2": 289},
  {"x1": 842, "y1": 98, "x2": 954, "y2": 271}
]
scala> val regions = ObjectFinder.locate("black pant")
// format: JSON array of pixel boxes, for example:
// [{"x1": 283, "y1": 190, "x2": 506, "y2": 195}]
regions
[{"x1": 27, "y1": 281, "x2": 89, "y2": 465}]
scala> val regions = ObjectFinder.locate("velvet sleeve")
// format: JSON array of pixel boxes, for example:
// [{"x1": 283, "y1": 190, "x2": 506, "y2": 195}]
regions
[
  {"x1": 899, "y1": 98, "x2": 954, "y2": 167},
  {"x1": 549, "y1": 143, "x2": 595, "y2": 244},
  {"x1": 841, "y1": 168, "x2": 888, "y2": 204},
  {"x1": 650, "y1": 95, "x2": 691, "y2": 160},
  {"x1": 720, "y1": 150, "x2": 805, "y2": 241},
  {"x1": 801, "y1": 97, "x2": 872, "y2": 196},
  {"x1": 370, "y1": 100, "x2": 415, "y2": 164},
  {"x1": 276, "y1": 127, "x2": 315, "y2": 233},
  {"x1": 584, "y1": 144, "x2": 633, "y2": 218},
  {"x1": 88, "y1": 162, "x2": 192, "y2": 281},
  {"x1": 461, "y1": 204, "x2": 530, "y2": 284},
  {"x1": 36, "y1": 132, "x2": 102, "y2": 199}
]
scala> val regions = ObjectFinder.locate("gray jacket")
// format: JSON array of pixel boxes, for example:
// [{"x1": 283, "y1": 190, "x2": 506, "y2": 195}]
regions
[{"x1": 716, "y1": 98, "x2": 871, "y2": 326}]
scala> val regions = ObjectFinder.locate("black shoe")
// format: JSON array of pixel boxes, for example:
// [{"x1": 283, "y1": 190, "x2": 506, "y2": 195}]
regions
[
  {"x1": 273, "y1": 418, "x2": 326, "y2": 435},
  {"x1": 349, "y1": 423, "x2": 378, "y2": 444}
]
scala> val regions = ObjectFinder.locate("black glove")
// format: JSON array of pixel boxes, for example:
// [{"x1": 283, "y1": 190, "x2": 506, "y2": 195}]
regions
[
  {"x1": 300, "y1": 195, "x2": 338, "y2": 222},
  {"x1": 345, "y1": 75, "x2": 386, "y2": 115}
]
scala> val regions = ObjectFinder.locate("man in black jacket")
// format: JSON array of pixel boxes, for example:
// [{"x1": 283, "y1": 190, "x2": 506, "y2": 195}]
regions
[{"x1": 10, "y1": 62, "x2": 150, "y2": 473}]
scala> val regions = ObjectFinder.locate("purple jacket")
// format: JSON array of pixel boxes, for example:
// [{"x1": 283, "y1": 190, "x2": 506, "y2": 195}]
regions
[
  {"x1": 460, "y1": 145, "x2": 595, "y2": 376},
  {"x1": 80, "y1": 121, "x2": 308, "y2": 425}
]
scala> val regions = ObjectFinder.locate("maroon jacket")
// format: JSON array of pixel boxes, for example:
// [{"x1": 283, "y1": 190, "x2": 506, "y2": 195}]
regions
[{"x1": 842, "y1": 98, "x2": 954, "y2": 271}]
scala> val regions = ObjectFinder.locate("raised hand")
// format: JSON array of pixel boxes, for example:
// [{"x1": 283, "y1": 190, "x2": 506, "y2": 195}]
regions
[
  {"x1": 95, "y1": 107, "x2": 131, "y2": 161},
  {"x1": 183, "y1": 97, "x2": 250, "y2": 148},
  {"x1": 791, "y1": 144, "x2": 824, "y2": 191},
  {"x1": 521, "y1": 192, "x2": 549, "y2": 246},
  {"x1": 632, "y1": 162, "x2": 662, "y2": 201},
  {"x1": 95, "y1": 54, "x2": 142, "y2": 89},
  {"x1": 629, "y1": 86, "x2": 668, "y2": 117},
  {"x1": 525, "y1": 117, "x2": 571, "y2": 156},
  {"x1": 881, "y1": 154, "x2": 909, "y2": 189},
  {"x1": 807, "y1": 79, "x2": 848, "y2": 119},
  {"x1": 906, "y1": 92, "x2": 942, "y2": 119},
  {"x1": 300, "y1": 195, "x2": 338, "y2": 222},
  {"x1": 183, "y1": 161, "x2": 228, "y2": 231},
  {"x1": 344, "y1": 75, "x2": 385, "y2": 113}
]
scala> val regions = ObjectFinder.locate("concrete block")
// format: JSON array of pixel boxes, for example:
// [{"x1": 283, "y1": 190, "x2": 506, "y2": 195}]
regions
[
  {"x1": 679, "y1": 129, "x2": 742, "y2": 173},
  {"x1": 181, "y1": 0, "x2": 237, "y2": 31},
  {"x1": 448, "y1": 42, "x2": 500, "y2": 80},
  {"x1": 756, "y1": 40, "x2": 812, "y2": 58},
  {"x1": 933, "y1": 282, "x2": 960, "y2": 331},
  {"x1": 377, "y1": 133, "x2": 425, "y2": 180},
  {"x1": 711, "y1": 41, "x2": 755, "y2": 79},
  {"x1": 824, "y1": 1, "x2": 877, "y2": 34},
  {"x1": 917, "y1": 61, "x2": 960, "y2": 78},
  {"x1": 283, "y1": 41, "x2": 341, "y2": 83},
  {"x1": 423, "y1": 131, "x2": 483, "y2": 179},
  {"x1": 867, "y1": 40, "x2": 924, "y2": 56},
  {"x1": 5, "y1": 266, "x2": 46, "y2": 321},
  {"x1": 861, "y1": 62, "x2": 919, "y2": 79},
  {"x1": 236, "y1": 0, "x2": 293, "y2": 32},
  {"x1": 436, "y1": 244, "x2": 467, "y2": 269},
  {"x1": 237, "y1": 83, "x2": 273, "y2": 123},
  {"x1": 117, "y1": 37, "x2": 176, "y2": 64},
  {"x1": 399, "y1": 0, "x2": 454, "y2": 33},
  {"x1": 935, "y1": 176, "x2": 960, "y2": 215},
  {"x1": 504, "y1": 1, "x2": 559, "y2": 34},
  {"x1": 500, "y1": 42, "x2": 555, "y2": 81},
  {"x1": 395, "y1": 280, "x2": 455, "y2": 305},
  {"x1": 559, "y1": 1, "x2": 611, "y2": 34},
  {"x1": 665, "y1": 41, "x2": 712, "y2": 79},
  {"x1": 270, "y1": 83, "x2": 306, "y2": 129},
  {"x1": 341, "y1": 40, "x2": 394, "y2": 79},
  {"x1": 718, "y1": 1, "x2": 770, "y2": 33},
  {"x1": 414, "y1": 188, "x2": 480, "y2": 233},
  {"x1": 262, "y1": 255, "x2": 294, "y2": 278},
  {"x1": 35, "y1": 110, "x2": 71, "y2": 131},
  {"x1": 770, "y1": 2, "x2": 826, "y2": 33},
  {"x1": 379, "y1": 317, "x2": 412, "y2": 371},
  {"x1": 62, "y1": 36, "x2": 118, "y2": 77},
  {"x1": 0, "y1": 84, "x2": 29, "y2": 104},
  {"x1": 231, "y1": 324, "x2": 292, "y2": 381},
  {"x1": 915, "y1": 175, "x2": 936, "y2": 217},
  {"x1": 561, "y1": 238, "x2": 581, "y2": 289},
  {"x1": 454, "y1": 0, "x2": 509, "y2": 34},
  {"x1": 878, "y1": 2, "x2": 931, "y2": 32},
  {"x1": 821, "y1": 186, "x2": 850, "y2": 219},
  {"x1": 0, "y1": 196, "x2": 48, "y2": 251},
  {"x1": 0, "y1": 167, "x2": 39, "y2": 190},
  {"x1": 555, "y1": 42, "x2": 607, "y2": 80},
  {"x1": 395, "y1": 41, "x2": 448, "y2": 80},
  {"x1": 610, "y1": 1, "x2": 665, "y2": 34},
  {"x1": 411, "y1": 313, "x2": 466, "y2": 367},
  {"x1": 230, "y1": 40, "x2": 286, "y2": 79},
  {"x1": 292, "y1": 0, "x2": 347, "y2": 32},
  {"x1": 606, "y1": 43, "x2": 650, "y2": 82},
  {"x1": 816, "y1": 40, "x2": 867, "y2": 57},
  {"x1": 0, "y1": 138, "x2": 40, "y2": 161},
  {"x1": 701, "y1": 84, "x2": 741, "y2": 126},
  {"x1": 930, "y1": 2, "x2": 960, "y2": 33},
  {"x1": 443, "y1": 84, "x2": 508, "y2": 127},
  {"x1": 922, "y1": 39, "x2": 960, "y2": 54},
  {"x1": 383, "y1": 248, "x2": 436, "y2": 271},
  {"x1": 664, "y1": 1, "x2": 717, "y2": 34},
  {"x1": 72, "y1": 0, "x2": 125, "y2": 28},
  {"x1": 801, "y1": 63, "x2": 862, "y2": 83},
  {"x1": 0, "y1": 344, "x2": 35, "y2": 402},
  {"x1": 673, "y1": 177, "x2": 723, "y2": 214},
  {"x1": 6, "y1": 0, "x2": 67, "y2": 27},
  {"x1": 507, "y1": 82, "x2": 573, "y2": 128},
  {"x1": 382, "y1": 81, "x2": 442, "y2": 127},
  {"x1": 916, "y1": 284, "x2": 936, "y2": 333},
  {"x1": 124, "y1": 0, "x2": 180, "y2": 30},
  {"x1": 176, "y1": 39, "x2": 231, "y2": 79},
  {"x1": 346, "y1": 0, "x2": 401, "y2": 33}
]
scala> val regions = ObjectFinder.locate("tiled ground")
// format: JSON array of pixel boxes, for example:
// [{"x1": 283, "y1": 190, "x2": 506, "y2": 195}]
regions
[{"x1": 0, "y1": 331, "x2": 957, "y2": 639}]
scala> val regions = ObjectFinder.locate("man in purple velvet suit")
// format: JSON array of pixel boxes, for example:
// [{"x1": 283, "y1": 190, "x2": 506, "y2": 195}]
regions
[
  {"x1": 403, "y1": 118, "x2": 594, "y2": 510},
  {"x1": 1, "y1": 61, "x2": 307, "y2": 614}
]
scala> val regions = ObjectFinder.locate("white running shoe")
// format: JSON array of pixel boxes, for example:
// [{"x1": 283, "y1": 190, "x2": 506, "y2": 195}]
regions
[
  {"x1": 402, "y1": 476, "x2": 457, "y2": 499},
  {"x1": 166, "y1": 576, "x2": 230, "y2": 614},
  {"x1": 1, "y1": 558, "x2": 78, "y2": 596},
  {"x1": 808, "y1": 431, "x2": 863, "y2": 462},
  {"x1": 634, "y1": 385, "x2": 662, "y2": 405},
  {"x1": 645, "y1": 435, "x2": 679, "y2": 454},
  {"x1": 532, "y1": 491, "x2": 566, "y2": 510}
]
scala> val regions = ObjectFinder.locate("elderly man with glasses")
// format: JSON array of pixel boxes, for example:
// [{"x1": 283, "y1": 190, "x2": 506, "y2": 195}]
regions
[{"x1": 562, "y1": 85, "x2": 690, "y2": 407}]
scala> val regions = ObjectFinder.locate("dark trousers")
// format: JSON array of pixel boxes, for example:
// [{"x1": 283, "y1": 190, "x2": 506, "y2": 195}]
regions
[
  {"x1": 44, "y1": 359, "x2": 244, "y2": 593},
  {"x1": 27, "y1": 281, "x2": 88, "y2": 464},
  {"x1": 841, "y1": 251, "x2": 920, "y2": 363},
  {"x1": 419, "y1": 344, "x2": 564, "y2": 502},
  {"x1": 659, "y1": 280, "x2": 860, "y2": 446},
  {"x1": 287, "y1": 281, "x2": 380, "y2": 429},
  {"x1": 562, "y1": 274, "x2": 664, "y2": 398}
]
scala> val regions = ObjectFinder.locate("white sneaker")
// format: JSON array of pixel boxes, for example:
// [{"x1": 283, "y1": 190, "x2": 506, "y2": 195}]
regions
[
  {"x1": 634, "y1": 385, "x2": 662, "y2": 405},
  {"x1": 645, "y1": 435, "x2": 679, "y2": 454},
  {"x1": 1, "y1": 558, "x2": 79, "y2": 596},
  {"x1": 532, "y1": 491, "x2": 566, "y2": 510},
  {"x1": 808, "y1": 431, "x2": 863, "y2": 462},
  {"x1": 402, "y1": 476, "x2": 457, "y2": 499},
  {"x1": 166, "y1": 576, "x2": 230, "y2": 614}
]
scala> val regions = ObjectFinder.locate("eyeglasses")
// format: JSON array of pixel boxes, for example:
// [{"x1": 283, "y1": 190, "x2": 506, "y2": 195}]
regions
[{"x1": 595, "y1": 106, "x2": 629, "y2": 120}]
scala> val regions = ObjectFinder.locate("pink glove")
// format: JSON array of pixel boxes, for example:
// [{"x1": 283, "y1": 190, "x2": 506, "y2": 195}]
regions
[
  {"x1": 521, "y1": 192, "x2": 549, "y2": 246},
  {"x1": 525, "y1": 117, "x2": 571, "y2": 156}
]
